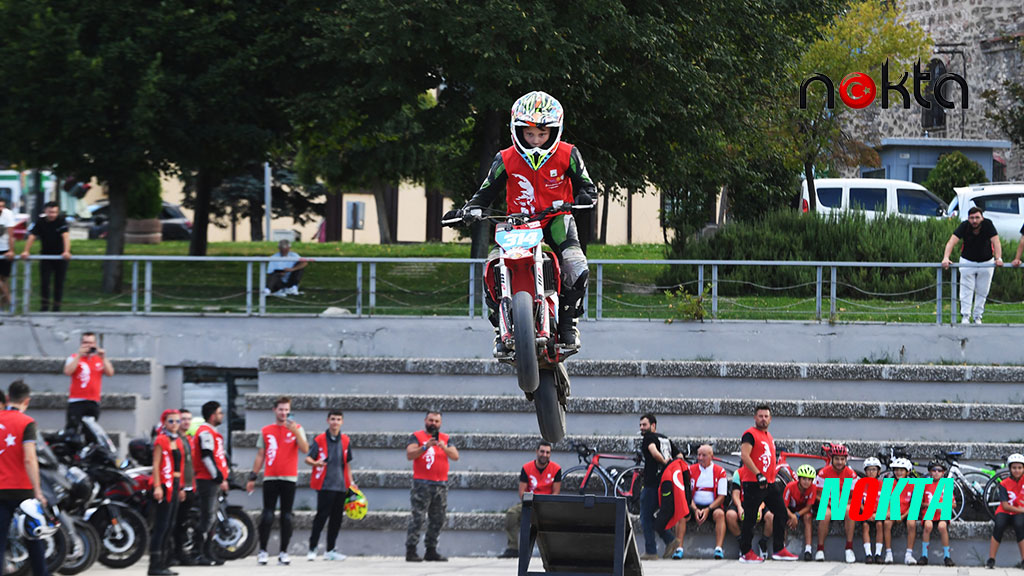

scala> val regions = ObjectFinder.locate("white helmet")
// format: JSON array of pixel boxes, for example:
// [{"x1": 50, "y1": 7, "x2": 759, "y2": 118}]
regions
[
  {"x1": 1007, "y1": 453, "x2": 1024, "y2": 466},
  {"x1": 890, "y1": 458, "x2": 912, "y2": 471},
  {"x1": 863, "y1": 457, "x2": 882, "y2": 470},
  {"x1": 510, "y1": 91, "x2": 564, "y2": 171},
  {"x1": 18, "y1": 499, "x2": 58, "y2": 540}
]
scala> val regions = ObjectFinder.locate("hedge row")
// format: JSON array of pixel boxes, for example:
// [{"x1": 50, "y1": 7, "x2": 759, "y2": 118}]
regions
[{"x1": 659, "y1": 211, "x2": 1024, "y2": 301}]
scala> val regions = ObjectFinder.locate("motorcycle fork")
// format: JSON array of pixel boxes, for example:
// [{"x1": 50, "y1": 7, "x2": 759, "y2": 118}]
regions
[
  {"x1": 534, "y1": 246, "x2": 550, "y2": 344},
  {"x1": 498, "y1": 258, "x2": 513, "y2": 346}
]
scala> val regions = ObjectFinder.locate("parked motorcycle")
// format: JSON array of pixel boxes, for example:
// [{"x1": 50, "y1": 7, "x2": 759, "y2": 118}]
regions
[
  {"x1": 443, "y1": 200, "x2": 593, "y2": 442},
  {"x1": 35, "y1": 435, "x2": 101, "y2": 575},
  {"x1": 4, "y1": 499, "x2": 67, "y2": 576}
]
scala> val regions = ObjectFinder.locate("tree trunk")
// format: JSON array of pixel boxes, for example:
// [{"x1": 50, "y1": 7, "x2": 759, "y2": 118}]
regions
[
  {"x1": 371, "y1": 181, "x2": 395, "y2": 244},
  {"x1": 471, "y1": 109, "x2": 503, "y2": 259},
  {"x1": 102, "y1": 179, "x2": 127, "y2": 294},
  {"x1": 324, "y1": 190, "x2": 343, "y2": 242},
  {"x1": 804, "y1": 161, "x2": 816, "y2": 213},
  {"x1": 626, "y1": 188, "x2": 633, "y2": 245},
  {"x1": 189, "y1": 170, "x2": 214, "y2": 255},
  {"x1": 249, "y1": 199, "x2": 264, "y2": 241},
  {"x1": 600, "y1": 185, "x2": 610, "y2": 243}
]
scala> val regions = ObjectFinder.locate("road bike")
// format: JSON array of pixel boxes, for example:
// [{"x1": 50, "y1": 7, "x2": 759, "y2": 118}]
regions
[
  {"x1": 561, "y1": 441, "x2": 644, "y2": 513},
  {"x1": 933, "y1": 450, "x2": 1002, "y2": 521}
]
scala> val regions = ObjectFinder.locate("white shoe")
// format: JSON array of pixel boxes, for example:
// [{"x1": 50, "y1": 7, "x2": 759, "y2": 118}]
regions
[
  {"x1": 325, "y1": 551, "x2": 346, "y2": 561},
  {"x1": 884, "y1": 550, "x2": 893, "y2": 564},
  {"x1": 845, "y1": 549, "x2": 856, "y2": 563},
  {"x1": 814, "y1": 550, "x2": 825, "y2": 562},
  {"x1": 262, "y1": 288, "x2": 272, "y2": 295},
  {"x1": 905, "y1": 553, "x2": 917, "y2": 565},
  {"x1": 974, "y1": 317, "x2": 983, "y2": 324},
  {"x1": 257, "y1": 551, "x2": 268, "y2": 565},
  {"x1": 961, "y1": 316, "x2": 970, "y2": 324},
  {"x1": 279, "y1": 552, "x2": 291, "y2": 565},
  {"x1": 286, "y1": 285, "x2": 299, "y2": 295},
  {"x1": 306, "y1": 551, "x2": 317, "y2": 561}
]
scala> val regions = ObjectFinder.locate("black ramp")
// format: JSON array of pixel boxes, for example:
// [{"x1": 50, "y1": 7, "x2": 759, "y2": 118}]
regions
[{"x1": 518, "y1": 493, "x2": 642, "y2": 576}]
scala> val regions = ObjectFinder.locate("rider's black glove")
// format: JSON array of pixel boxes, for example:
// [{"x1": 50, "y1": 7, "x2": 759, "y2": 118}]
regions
[
  {"x1": 574, "y1": 192, "x2": 594, "y2": 207},
  {"x1": 756, "y1": 473, "x2": 767, "y2": 489},
  {"x1": 442, "y1": 209, "x2": 463, "y2": 224}
]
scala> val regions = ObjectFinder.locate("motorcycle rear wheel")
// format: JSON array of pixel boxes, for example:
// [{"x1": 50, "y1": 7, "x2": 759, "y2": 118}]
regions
[
  {"x1": 8, "y1": 523, "x2": 69, "y2": 576},
  {"x1": 534, "y1": 369, "x2": 566, "y2": 443},
  {"x1": 512, "y1": 291, "x2": 540, "y2": 394},
  {"x1": 58, "y1": 519, "x2": 100, "y2": 575}
]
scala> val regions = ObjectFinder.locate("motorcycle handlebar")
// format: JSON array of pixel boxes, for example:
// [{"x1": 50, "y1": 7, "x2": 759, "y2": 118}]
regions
[{"x1": 442, "y1": 202, "x2": 594, "y2": 227}]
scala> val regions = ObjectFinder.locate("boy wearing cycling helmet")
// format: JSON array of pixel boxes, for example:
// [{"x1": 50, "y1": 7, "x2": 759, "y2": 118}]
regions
[
  {"x1": 920, "y1": 460, "x2": 954, "y2": 566},
  {"x1": 784, "y1": 465, "x2": 819, "y2": 561},
  {"x1": 814, "y1": 444, "x2": 859, "y2": 562},
  {"x1": 882, "y1": 458, "x2": 919, "y2": 565},
  {"x1": 456, "y1": 91, "x2": 597, "y2": 351},
  {"x1": 860, "y1": 458, "x2": 884, "y2": 564},
  {"x1": 988, "y1": 453, "x2": 1024, "y2": 569}
]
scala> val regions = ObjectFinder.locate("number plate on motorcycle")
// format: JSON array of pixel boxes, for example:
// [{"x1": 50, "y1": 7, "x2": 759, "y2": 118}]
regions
[{"x1": 495, "y1": 229, "x2": 543, "y2": 250}]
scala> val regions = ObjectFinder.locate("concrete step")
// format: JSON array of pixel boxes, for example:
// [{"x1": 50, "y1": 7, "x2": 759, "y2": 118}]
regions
[
  {"x1": 0, "y1": 357, "x2": 153, "y2": 397},
  {"x1": 28, "y1": 393, "x2": 138, "y2": 434},
  {"x1": 256, "y1": 357, "x2": 1024, "y2": 404},
  {"x1": 244, "y1": 509, "x2": 1004, "y2": 565},
  {"x1": 230, "y1": 431, "x2": 1022, "y2": 473},
  {"x1": 243, "y1": 393, "x2": 1024, "y2": 442}
]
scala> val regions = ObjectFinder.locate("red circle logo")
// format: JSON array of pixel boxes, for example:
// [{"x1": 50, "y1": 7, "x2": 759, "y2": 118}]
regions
[{"x1": 839, "y1": 72, "x2": 876, "y2": 109}]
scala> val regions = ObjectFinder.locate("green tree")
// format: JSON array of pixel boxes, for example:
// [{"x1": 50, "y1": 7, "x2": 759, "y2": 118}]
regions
[
  {"x1": 983, "y1": 77, "x2": 1024, "y2": 156},
  {"x1": 922, "y1": 151, "x2": 988, "y2": 203},
  {"x1": 790, "y1": 0, "x2": 931, "y2": 211}
]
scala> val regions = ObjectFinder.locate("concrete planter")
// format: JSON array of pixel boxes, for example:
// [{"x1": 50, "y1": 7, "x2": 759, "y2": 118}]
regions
[{"x1": 125, "y1": 217, "x2": 161, "y2": 244}]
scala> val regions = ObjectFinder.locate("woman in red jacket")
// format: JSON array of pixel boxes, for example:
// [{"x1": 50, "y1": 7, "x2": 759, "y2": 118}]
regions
[{"x1": 149, "y1": 410, "x2": 186, "y2": 576}]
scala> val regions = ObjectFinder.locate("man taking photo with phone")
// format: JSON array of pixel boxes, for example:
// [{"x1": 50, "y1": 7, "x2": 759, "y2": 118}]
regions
[
  {"x1": 63, "y1": 331, "x2": 114, "y2": 433},
  {"x1": 404, "y1": 411, "x2": 458, "y2": 563}
]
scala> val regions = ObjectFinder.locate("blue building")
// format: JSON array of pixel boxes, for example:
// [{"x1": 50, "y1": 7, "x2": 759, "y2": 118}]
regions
[{"x1": 861, "y1": 138, "x2": 1013, "y2": 184}]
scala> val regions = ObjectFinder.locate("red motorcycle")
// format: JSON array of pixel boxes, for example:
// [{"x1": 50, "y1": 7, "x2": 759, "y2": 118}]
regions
[{"x1": 444, "y1": 200, "x2": 593, "y2": 442}]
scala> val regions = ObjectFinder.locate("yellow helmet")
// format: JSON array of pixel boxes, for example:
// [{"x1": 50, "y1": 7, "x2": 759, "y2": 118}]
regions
[{"x1": 345, "y1": 488, "x2": 368, "y2": 520}]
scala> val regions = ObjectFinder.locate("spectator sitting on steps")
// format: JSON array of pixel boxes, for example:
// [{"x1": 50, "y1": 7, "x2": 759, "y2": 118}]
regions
[{"x1": 264, "y1": 239, "x2": 307, "y2": 296}]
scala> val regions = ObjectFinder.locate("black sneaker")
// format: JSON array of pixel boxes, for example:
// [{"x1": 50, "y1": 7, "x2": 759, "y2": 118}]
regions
[
  {"x1": 986, "y1": 558, "x2": 995, "y2": 569},
  {"x1": 406, "y1": 548, "x2": 422, "y2": 563},
  {"x1": 498, "y1": 548, "x2": 518, "y2": 559},
  {"x1": 758, "y1": 538, "x2": 768, "y2": 560},
  {"x1": 803, "y1": 551, "x2": 812, "y2": 562},
  {"x1": 944, "y1": 557, "x2": 955, "y2": 567},
  {"x1": 424, "y1": 548, "x2": 447, "y2": 562},
  {"x1": 865, "y1": 554, "x2": 874, "y2": 564},
  {"x1": 920, "y1": 556, "x2": 928, "y2": 566},
  {"x1": 874, "y1": 554, "x2": 882, "y2": 564}
]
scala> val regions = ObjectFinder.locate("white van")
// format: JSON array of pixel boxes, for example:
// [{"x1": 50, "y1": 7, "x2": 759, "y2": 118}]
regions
[
  {"x1": 800, "y1": 178, "x2": 946, "y2": 220},
  {"x1": 949, "y1": 183, "x2": 1024, "y2": 241}
]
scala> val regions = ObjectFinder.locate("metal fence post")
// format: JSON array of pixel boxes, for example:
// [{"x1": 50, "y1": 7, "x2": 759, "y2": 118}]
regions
[
  {"x1": 596, "y1": 264, "x2": 603, "y2": 320},
  {"x1": 698, "y1": 265, "x2": 704, "y2": 294},
  {"x1": 21, "y1": 259, "x2": 31, "y2": 314},
  {"x1": 258, "y1": 262, "x2": 267, "y2": 315},
  {"x1": 369, "y1": 262, "x2": 376, "y2": 315},
  {"x1": 950, "y1": 267, "x2": 958, "y2": 324},
  {"x1": 711, "y1": 265, "x2": 718, "y2": 319},
  {"x1": 935, "y1": 268, "x2": 942, "y2": 325},
  {"x1": 8, "y1": 258, "x2": 17, "y2": 315},
  {"x1": 131, "y1": 261, "x2": 139, "y2": 314},
  {"x1": 829, "y1": 266, "x2": 837, "y2": 320},
  {"x1": 245, "y1": 262, "x2": 253, "y2": 315},
  {"x1": 356, "y1": 263, "x2": 363, "y2": 316},
  {"x1": 144, "y1": 261, "x2": 152, "y2": 314},
  {"x1": 815, "y1": 266, "x2": 823, "y2": 321},
  {"x1": 468, "y1": 263, "x2": 475, "y2": 318}
]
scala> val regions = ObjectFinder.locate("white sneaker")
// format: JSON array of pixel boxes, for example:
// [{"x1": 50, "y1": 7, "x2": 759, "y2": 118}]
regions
[
  {"x1": 286, "y1": 285, "x2": 299, "y2": 295},
  {"x1": 974, "y1": 317, "x2": 983, "y2": 325},
  {"x1": 845, "y1": 549, "x2": 856, "y2": 563},
  {"x1": 905, "y1": 552, "x2": 917, "y2": 565},
  {"x1": 814, "y1": 550, "x2": 825, "y2": 562},
  {"x1": 961, "y1": 316, "x2": 970, "y2": 324},
  {"x1": 279, "y1": 552, "x2": 291, "y2": 565},
  {"x1": 325, "y1": 551, "x2": 346, "y2": 561},
  {"x1": 257, "y1": 551, "x2": 268, "y2": 565},
  {"x1": 884, "y1": 550, "x2": 893, "y2": 564},
  {"x1": 262, "y1": 288, "x2": 272, "y2": 295},
  {"x1": 306, "y1": 551, "x2": 317, "y2": 561}
]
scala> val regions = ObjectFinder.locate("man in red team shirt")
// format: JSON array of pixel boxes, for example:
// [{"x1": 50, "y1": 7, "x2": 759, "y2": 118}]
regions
[
  {"x1": 405, "y1": 411, "x2": 459, "y2": 563},
  {"x1": 676, "y1": 444, "x2": 729, "y2": 560},
  {"x1": 814, "y1": 444, "x2": 859, "y2": 563},
  {"x1": 62, "y1": 332, "x2": 114, "y2": 433},
  {"x1": 738, "y1": 404, "x2": 795, "y2": 562},
  {"x1": 499, "y1": 441, "x2": 562, "y2": 559}
]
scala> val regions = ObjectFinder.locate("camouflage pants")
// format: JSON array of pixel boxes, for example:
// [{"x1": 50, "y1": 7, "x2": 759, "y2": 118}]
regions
[
  {"x1": 504, "y1": 502, "x2": 523, "y2": 550},
  {"x1": 406, "y1": 481, "x2": 448, "y2": 549}
]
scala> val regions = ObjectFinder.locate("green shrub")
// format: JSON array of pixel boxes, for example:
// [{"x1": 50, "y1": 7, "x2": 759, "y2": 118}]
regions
[
  {"x1": 125, "y1": 172, "x2": 163, "y2": 219},
  {"x1": 659, "y1": 210, "x2": 1024, "y2": 301},
  {"x1": 923, "y1": 151, "x2": 988, "y2": 203}
]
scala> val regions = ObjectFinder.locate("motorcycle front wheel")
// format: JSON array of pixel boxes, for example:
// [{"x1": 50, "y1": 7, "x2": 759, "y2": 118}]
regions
[
  {"x1": 212, "y1": 508, "x2": 257, "y2": 560},
  {"x1": 512, "y1": 291, "x2": 540, "y2": 394},
  {"x1": 91, "y1": 505, "x2": 149, "y2": 568},
  {"x1": 58, "y1": 519, "x2": 100, "y2": 575},
  {"x1": 534, "y1": 369, "x2": 566, "y2": 443},
  {"x1": 7, "y1": 523, "x2": 69, "y2": 576}
]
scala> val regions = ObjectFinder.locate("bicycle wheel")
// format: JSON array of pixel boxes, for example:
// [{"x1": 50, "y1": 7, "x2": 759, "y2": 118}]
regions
[
  {"x1": 949, "y1": 480, "x2": 967, "y2": 521},
  {"x1": 612, "y1": 465, "x2": 644, "y2": 515},
  {"x1": 983, "y1": 469, "x2": 1011, "y2": 521},
  {"x1": 561, "y1": 465, "x2": 609, "y2": 496},
  {"x1": 961, "y1": 471, "x2": 994, "y2": 520}
]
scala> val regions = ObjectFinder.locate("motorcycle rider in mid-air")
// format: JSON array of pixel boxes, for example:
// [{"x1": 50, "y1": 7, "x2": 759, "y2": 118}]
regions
[{"x1": 446, "y1": 91, "x2": 596, "y2": 353}]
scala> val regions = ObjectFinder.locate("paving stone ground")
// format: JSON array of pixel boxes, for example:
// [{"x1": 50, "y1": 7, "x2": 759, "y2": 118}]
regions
[{"x1": 84, "y1": 556, "x2": 1022, "y2": 576}]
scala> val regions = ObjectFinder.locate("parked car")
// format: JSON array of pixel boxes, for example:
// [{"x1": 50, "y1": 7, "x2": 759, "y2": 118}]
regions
[
  {"x1": 86, "y1": 201, "x2": 192, "y2": 240},
  {"x1": 949, "y1": 183, "x2": 1024, "y2": 241},
  {"x1": 800, "y1": 178, "x2": 947, "y2": 220}
]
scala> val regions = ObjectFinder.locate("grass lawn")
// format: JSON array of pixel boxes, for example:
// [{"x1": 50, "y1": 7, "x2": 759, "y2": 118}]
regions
[{"x1": 6, "y1": 239, "x2": 1023, "y2": 324}]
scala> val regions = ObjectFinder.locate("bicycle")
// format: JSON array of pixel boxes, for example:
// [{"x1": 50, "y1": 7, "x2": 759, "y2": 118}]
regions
[
  {"x1": 982, "y1": 459, "x2": 1020, "y2": 521},
  {"x1": 561, "y1": 441, "x2": 643, "y2": 513},
  {"x1": 773, "y1": 447, "x2": 831, "y2": 487},
  {"x1": 933, "y1": 450, "x2": 1002, "y2": 521}
]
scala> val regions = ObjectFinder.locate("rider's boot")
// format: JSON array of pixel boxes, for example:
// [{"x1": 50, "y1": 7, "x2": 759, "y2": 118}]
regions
[
  {"x1": 557, "y1": 270, "x2": 587, "y2": 350},
  {"x1": 557, "y1": 313, "x2": 579, "y2": 350},
  {"x1": 493, "y1": 327, "x2": 511, "y2": 357}
]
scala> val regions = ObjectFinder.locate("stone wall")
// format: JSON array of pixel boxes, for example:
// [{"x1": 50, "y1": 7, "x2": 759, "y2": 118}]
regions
[{"x1": 842, "y1": 0, "x2": 1024, "y2": 178}]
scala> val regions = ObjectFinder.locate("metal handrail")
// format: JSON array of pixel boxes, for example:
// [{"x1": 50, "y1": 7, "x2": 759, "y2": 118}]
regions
[{"x1": 7, "y1": 254, "x2": 1005, "y2": 323}]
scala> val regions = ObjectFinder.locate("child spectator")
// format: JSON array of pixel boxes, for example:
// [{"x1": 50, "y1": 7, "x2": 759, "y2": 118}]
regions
[
  {"x1": 784, "y1": 465, "x2": 819, "y2": 561},
  {"x1": 988, "y1": 453, "x2": 1024, "y2": 569},
  {"x1": 859, "y1": 458, "x2": 884, "y2": 564},
  {"x1": 882, "y1": 458, "x2": 918, "y2": 565},
  {"x1": 919, "y1": 460, "x2": 954, "y2": 566}
]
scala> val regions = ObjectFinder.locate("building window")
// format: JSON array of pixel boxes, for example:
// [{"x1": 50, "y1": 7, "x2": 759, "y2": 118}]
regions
[
  {"x1": 910, "y1": 166, "x2": 933, "y2": 184},
  {"x1": 861, "y1": 168, "x2": 886, "y2": 179},
  {"x1": 994, "y1": 157, "x2": 1006, "y2": 182},
  {"x1": 922, "y1": 59, "x2": 947, "y2": 130}
]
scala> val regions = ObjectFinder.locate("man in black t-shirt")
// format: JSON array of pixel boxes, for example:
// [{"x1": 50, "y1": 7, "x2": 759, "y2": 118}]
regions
[
  {"x1": 638, "y1": 413, "x2": 681, "y2": 560},
  {"x1": 941, "y1": 207, "x2": 1002, "y2": 324},
  {"x1": 20, "y1": 201, "x2": 71, "y2": 312}
]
